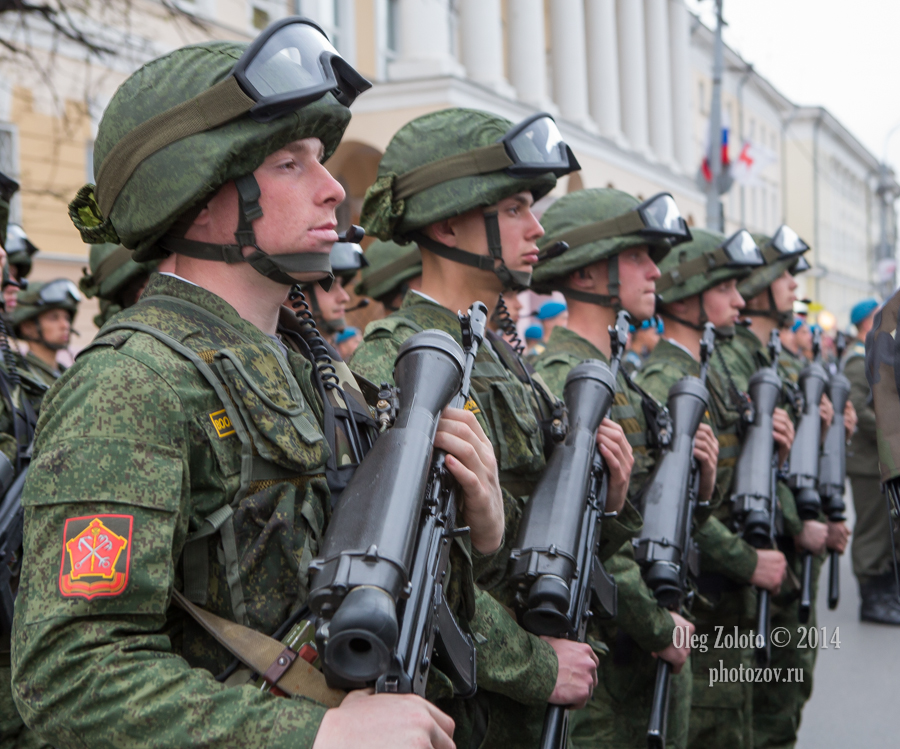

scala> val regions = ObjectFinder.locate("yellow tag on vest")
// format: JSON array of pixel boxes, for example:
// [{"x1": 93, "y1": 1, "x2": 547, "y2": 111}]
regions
[
  {"x1": 464, "y1": 398, "x2": 481, "y2": 415},
  {"x1": 209, "y1": 409, "x2": 236, "y2": 438}
]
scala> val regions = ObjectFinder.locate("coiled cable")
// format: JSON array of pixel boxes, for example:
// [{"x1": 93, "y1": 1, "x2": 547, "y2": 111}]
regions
[
  {"x1": 288, "y1": 285, "x2": 339, "y2": 390},
  {"x1": 495, "y1": 294, "x2": 525, "y2": 355}
]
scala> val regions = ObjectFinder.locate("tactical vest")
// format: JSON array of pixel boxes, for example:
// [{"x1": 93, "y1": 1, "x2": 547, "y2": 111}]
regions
[{"x1": 82, "y1": 293, "x2": 347, "y2": 675}]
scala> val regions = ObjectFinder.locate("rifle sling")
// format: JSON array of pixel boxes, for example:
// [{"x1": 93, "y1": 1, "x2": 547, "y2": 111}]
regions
[{"x1": 172, "y1": 589, "x2": 345, "y2": 707}]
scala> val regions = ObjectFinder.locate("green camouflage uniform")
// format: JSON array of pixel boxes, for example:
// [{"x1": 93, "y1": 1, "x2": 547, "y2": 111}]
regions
[
  {"x1": 635, "y1": 338, "x2": 759, "y2": 749},
  {"x1": 351, "y1": 291, "x2": 642, "y2": 748}
]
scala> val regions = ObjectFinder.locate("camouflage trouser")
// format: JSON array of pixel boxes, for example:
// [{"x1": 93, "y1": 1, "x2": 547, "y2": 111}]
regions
[
  {"x1": 688, "y1": 630, "x2": 754, "y2": 749},
  {"x1": 849, "y1": 475, "x2": 898, "y2": 583},
  {"x1": 752, "y1": 552, "x2": 822, "y2": 749},
  {"x1": 0, "y1": 666, "x2": 53, "y2": 749},
  {"x1": 569, "y1": 637, "x2": 692, "y2": 749}
]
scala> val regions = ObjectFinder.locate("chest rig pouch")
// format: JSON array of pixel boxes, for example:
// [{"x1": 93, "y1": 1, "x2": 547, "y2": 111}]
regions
[{"x1": 92, "y1": 295, "x2": 332, "y2": 640}]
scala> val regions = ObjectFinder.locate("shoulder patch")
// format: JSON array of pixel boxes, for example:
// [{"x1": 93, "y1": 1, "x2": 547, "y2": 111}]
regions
[
  {"x1": 464, "y1": 397, "x2": 481, "y2": 415},
  {"x1": 59, "y1": 514, "x2": 133, "y2": 599},
  {"x1": 209, "y1": 409, "x2": 236, "y2": 438}
]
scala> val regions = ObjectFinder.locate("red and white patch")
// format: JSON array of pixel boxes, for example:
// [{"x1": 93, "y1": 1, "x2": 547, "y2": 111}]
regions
[{"x1": 59, "y1": 514, "x2": 133, "y2": 600}]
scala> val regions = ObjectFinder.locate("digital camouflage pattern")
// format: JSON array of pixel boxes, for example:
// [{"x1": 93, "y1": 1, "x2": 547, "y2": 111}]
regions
[
  {"x1": 359, "y1": 108, "x2": 556, "y2": 243},
  {"x1": 531, "y1": 188, "x2": 671, "y2": 293},
  {"x1": 68, "y1": 42, "x2": 350, "y2": 260},
  {"x1": 354, "y1": 239, "x2": 421, "y2": 303},
  {"x1": 80, "y1": 243, "x2": 160, "y2": 327},
  {"x1": 657, "y1": 229, "x2": 753, "y2": 305},
  {"x1": 19, "y1": 351, "x2": 64, "y2": 389},
  {"x1": 350, "y1": 291, "x2": 643, "y2": 747},
  {"x1": 635, "y1": 339, "x2": 758, "y2": 749},
  {"x1": 13, "y1": 274, "x2": 343, "y2": 749}
]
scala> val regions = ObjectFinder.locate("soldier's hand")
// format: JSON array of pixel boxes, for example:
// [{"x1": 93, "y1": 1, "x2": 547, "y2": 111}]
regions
[
  {"x1": 843, "y1": 399, "x2": 858, "y2": 436},
  {"x1": 795, "y1": 519, "x2": 828, "y2": 555},
  {"x1": 542, "y1": 636, "x2": 599, "y2": 709},
  {"x1": 826, "y1": 520, "x2": 851, "y2": 554},
  {"x1": 819, "y1": 394, "x2": 834, "y2": 435},
  {"x1": 654, "y1": 611, "x2": 694, "y2": 674},
  {"x1": 596, "y1": 418, "x2": 634, "y2": 515},
  {"x1": 772, "y1": 407, "x2": 795, "y2": 465},
  {"x1": 693, "y1": 423, "x2": 719, "y2": 503},
  {"x1": 434, "y1": 407, "x2": 504, "y2": 554},
  {"x1": 314, "y1": 690, "x2": 455, "y2": 749},
  {"x1": 751, "y1": 549, "x2": 787, "y2": 593}
]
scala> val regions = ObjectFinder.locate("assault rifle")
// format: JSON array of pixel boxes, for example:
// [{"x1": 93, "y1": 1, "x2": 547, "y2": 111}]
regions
[
  {"x1": 509, "y1": 311, "x2": 630, "y2": 749},
  {"x1": 635, "y1": 323, "x2": 716, "y2": 749},
  {"x1": 308, "y1": 303, "x2": 488, "y2": 697},
  {"x1": 731, "y1": 330, "x2": 782, "y2": 667},
  {"x1": 787, "y1": 327, "x2": 829, "y2": 624},
  {"x1": 818, "y1": 332, "x2": 850, "y2": 610}
]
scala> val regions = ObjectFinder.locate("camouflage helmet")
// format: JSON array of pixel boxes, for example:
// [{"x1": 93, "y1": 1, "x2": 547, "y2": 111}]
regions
[
  {"x1": 4, "y1": 224, "x2": 39, "y2": 279},
  {"x1": 80, "y1": 243, "x2": 160, "y2": 327},
  {"x1": 738, "y1": 225, "x2": 811, "y2": 301},
  {"x1": 656, "y1": 228, "x2": 761, "y2": 304},
  {"x1": 360, "y1": 108, "x2": 579, "y2": 290},
  {"x1": 12, "y1": 278, "x2": 81, "y2": 334},
  {"x1": 0, "y1": 170, "x2": 18, "y2": 249},
  {"x1": 532, "y1": 189, "x2": 679, "y2": 301},
  {"x1": 68, "y1": 24, "x2": 363, "y2": 273},
  {"x1": 354, "y1": 239, "x2": 421, "y2": 303}
]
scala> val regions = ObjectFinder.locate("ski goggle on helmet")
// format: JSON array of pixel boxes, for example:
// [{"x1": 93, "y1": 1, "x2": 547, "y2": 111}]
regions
[
  {"x1": 35, "y1": 279, "x2": 82, "y2": 307},
  {"x1": 764, "y1": 224, "x2": 811, "y2": 274},
  {"x1": 656, "y1": 229, "x2": 763, "y2": 293},
  {"x1": 96, "y1": 17, "x2": 371, "y2": 215}
]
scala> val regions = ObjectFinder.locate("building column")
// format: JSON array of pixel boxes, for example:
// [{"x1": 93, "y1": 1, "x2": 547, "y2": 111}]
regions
[
  {"x1": 507, "y1": 0, "x2": 556, "y2": 112},
  {"x1": 458, "y1": 0, "x2": 515, "y2": 97},
  {"x1": 549, "y1": 0, "x2": 597, "y2": 132},
  {"x1": 645, "y1": 0, "x2": 676, "y2": 169},
  {"x1": 585, "y1": 0, "x2": 626, "y2": 146},
  {"x1": 669, "y1": 0, "x2": 694, "y2": 173},
  {"x1": 617, "y1": 0, "x2": 652, "y2": 159},
  {"x1": 388, "y1": 0, "x2": 465, "y2": 80}
]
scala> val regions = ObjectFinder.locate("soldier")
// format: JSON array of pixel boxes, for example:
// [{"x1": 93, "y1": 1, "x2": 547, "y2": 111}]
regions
[
  {"x1": 350, "y1": 107, "x2": 638, "y2": 747},
  {"x1": 635, "y1": 228, "x2": 790, "y2": 749},
  {"x1": 353, "y1": 238, "x2": 421, "y2": 314},
  {"x1": 845, "y1": 297, "x2": 900, "y2": 624},
  {"x1": 78, "y1": 243, "x2": 166, "y2": 329},
  {"x1": 11, "y1": 280, "x2": 81, "y2": 386},
  {"x1": 304, "y1": 240, "x2": 367, "y2": 342},
  {"x1": 535, "y1": 300, "x2": 568, "y2": 341},
  {"x1": 722, "y1": 226, "x2": 853, "y2": 749},
  {"x1": 12, "y1": 25, "x2": 508, "y2": 749}
]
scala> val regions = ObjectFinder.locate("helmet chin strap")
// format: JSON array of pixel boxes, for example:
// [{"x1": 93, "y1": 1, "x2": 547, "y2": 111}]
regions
[
  {"x1": 742, "y1": 287, "x2": 793, "y2": 327},
  {"x1": 561, "y1": 254, "x2": 622, "y2": 309},
  {"x1": 661, "y1": 290, "x2": 709, "y2": 333},
  {"x1": 159, "y1": 174, "x2": 335, "y2": 288},
  {"x1": 409, "y1": 210, "x2": 532, "y2": 292}
]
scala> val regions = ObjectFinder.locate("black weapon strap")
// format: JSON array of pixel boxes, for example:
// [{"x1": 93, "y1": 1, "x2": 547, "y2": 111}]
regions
[{"x1": 618, "y1": 365, "x2": 672, "y2": 448}]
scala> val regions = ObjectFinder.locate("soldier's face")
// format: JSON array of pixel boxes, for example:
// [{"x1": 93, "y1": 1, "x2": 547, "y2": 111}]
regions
[
  {"x1": 701, "y1": 278, "x2": 745, "y2": 327},
  {"x1": 36, "y1": 308, "x2": 72, "y2": 347},
  {"x1": 616, "y1": 245, "x2": 661, "y2": 320},
  {"x1": 199, "y1": 138, "x2": 345, "y2": 282},
  {"x1": 314, "y1": 277, "x2": 351, "y2": 322},
  {"x1": 768, "y1": 270, "x2": 798, "y2": 312}
]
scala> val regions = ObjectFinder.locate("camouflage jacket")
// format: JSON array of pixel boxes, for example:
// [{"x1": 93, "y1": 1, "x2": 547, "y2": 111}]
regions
[
  {"x1": 635, "y1": 340, "x2": 759, "y2": 589},
  {"x1": 20, "y1": 351, "x2": 63, "y2": 389},
  {"x1": 351, "y1": 293, "x2": 643, "y2": 699},
  {"x1": 843, "y1": 340, "x2": 878, "y2": 477},
  {"x1": 536, "y1": 327, "x2": 757, "y2": 649},
  {"x1": 12, "y1": 274, "x2": 355, "y2": 749}
]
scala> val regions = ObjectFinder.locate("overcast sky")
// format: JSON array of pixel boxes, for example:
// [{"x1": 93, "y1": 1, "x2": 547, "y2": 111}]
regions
[{"x1": 685, "y1": 0, "x2": 900, "y2": 169}]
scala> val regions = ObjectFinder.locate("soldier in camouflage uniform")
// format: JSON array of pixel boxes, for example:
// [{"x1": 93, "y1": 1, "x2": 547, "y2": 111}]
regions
[
  {"x1": 529, "y1": 188, "x2": 722, "y2": 749},
  {"x1": 721, "y1": 227, "x2": 852, "y2": 749},
  {"x1": 303, "y1": 241, "x2": 367, "y2": 343},
  {"x1": 11, "y1": 280, "x2": 81, "y2": 386},
  {"x1": 635, "y1": 228, "x2": 790, "y2": 749},
  {"x1": 844, "y1": 298, "x2": 900, "y2": 624},
  {"x1": 11, "y1": 27, "x2": 512, "y2": 749},
  {"x1": 350, "y1": 108, "x2": 643, "y2": 748},
  {"x1": 354, "y1": 239, "x2": 422, "y2": 314}
]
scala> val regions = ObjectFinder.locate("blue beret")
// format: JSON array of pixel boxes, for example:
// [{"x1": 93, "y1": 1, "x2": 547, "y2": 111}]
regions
[
  {"x1": 335, "y1": 327, "x2": 360, "y2": 344},
  {"x1": 537, "y1": 301, "x2": 567, "y2": 320},
  {"x1": 791, "y1": 318, "x2": 803, "y2": 333},
  {"x1": 850, "y1": 298, "x2": 879, "y2": 327},
  {"x1": 525, "y1": 325, "x2": 544, "y2": 340}
]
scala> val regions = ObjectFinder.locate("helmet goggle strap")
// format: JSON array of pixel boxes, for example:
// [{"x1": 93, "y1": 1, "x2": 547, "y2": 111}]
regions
[
  {"x1": 656, "y1": 230, "x2": 762, "y2": 295},
  {"x1": 160, "y1": 174, "x2": 335, "y2": 288}
]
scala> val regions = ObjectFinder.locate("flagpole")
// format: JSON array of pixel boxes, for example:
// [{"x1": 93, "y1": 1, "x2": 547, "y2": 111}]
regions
[{"x1": 706, "y1": 0, "x2": 725, "y2": 231}]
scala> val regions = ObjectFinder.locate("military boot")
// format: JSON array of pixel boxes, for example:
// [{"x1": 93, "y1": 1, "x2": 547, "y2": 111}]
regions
[{"x1": 860, "y1": 574, "x2": 900, "y2": 625}]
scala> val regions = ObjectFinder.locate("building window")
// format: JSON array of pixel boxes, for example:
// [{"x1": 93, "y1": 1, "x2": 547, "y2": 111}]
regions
[
  {"x1": 0, "y1": 124, "x2": 20, "y2": 225},
  {"x1": 299, "y1": 0, "x2": 355, "y2": 63},
  {"x1": 376, "y1": 0, "x2": 399, "y2": 80}
]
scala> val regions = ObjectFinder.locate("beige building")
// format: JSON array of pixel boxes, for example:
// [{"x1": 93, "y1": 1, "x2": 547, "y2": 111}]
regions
[{"x1": 1, "y1": 0, "x2": 895, "y2": 343}]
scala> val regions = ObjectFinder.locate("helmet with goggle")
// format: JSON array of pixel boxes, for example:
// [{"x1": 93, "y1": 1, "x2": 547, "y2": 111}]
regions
[
  {"x1": 532, "y1": 189, "x2": 689, "y2": 307},
  {"x1": 738, "y1": 225, "x2": 812, "y2": 302},
  {"x1": 656, "y1": 228, "x2": 763, "y2": 333},
  {"x1": 4, "y1": 224, "x2": 39, "y2": 280},
  {"x1": 354, "y1": 239, "x2": 422, "y2": 307},
  {"x1": 80, "y1": 243, "x2": 161, "y2": 327},
  {"x1": 360, "y1": 108, "x2": 580, "y2": 290},
  {"x1": 305, "y1": 241, "x2": 368, "y2": 334},
  {"x1": 0, "y1": 170, "x2": 18, "y2": 249},
  {"x1": 13, "y1": 279, "x2": 81, "y2": 339},
  {"x1": 68, "y1": 17, "x2": 371, "y2": 285}
]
